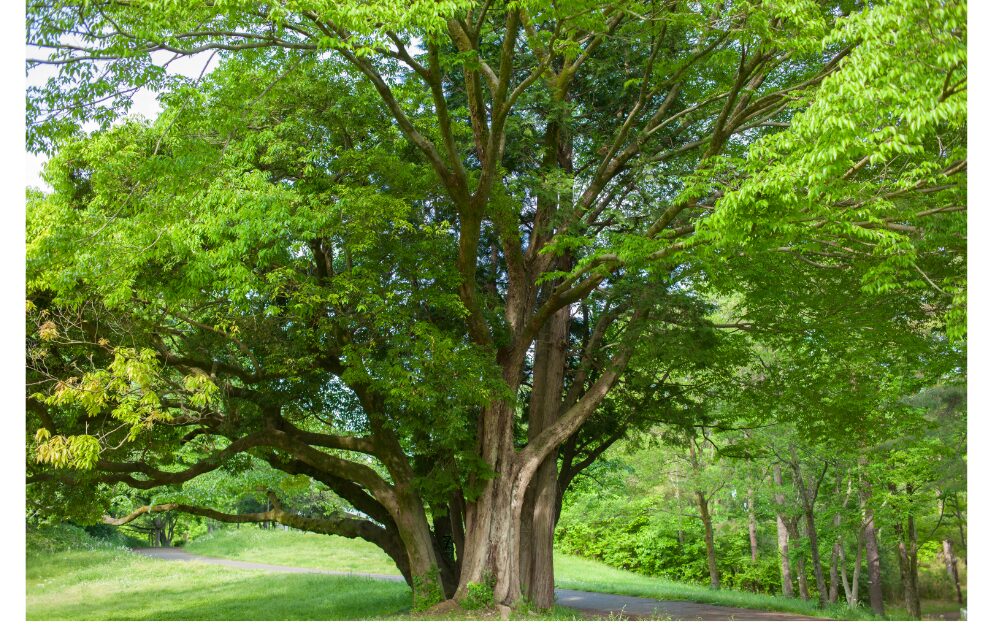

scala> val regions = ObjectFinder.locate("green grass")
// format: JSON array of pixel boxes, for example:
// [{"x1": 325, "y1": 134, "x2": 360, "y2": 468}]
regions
[
  {"x1": 186, "y1": 527, "x2": 401, "y2": 574},
  {"x1": 552, "y1": 552, "x2": 879, "y2": 620},
  {"x1": 186, "y1": 527, "x2": 878, "y2": 620},
  {"x1": 26, "y1": 525, "x2": 410, "y2": 620},
  {"x1": 405, "y1": 601, "x2": 585, "y2": 621},
  {"x1": 32, "y1": 525, "x2": 929, "y2": 620}
]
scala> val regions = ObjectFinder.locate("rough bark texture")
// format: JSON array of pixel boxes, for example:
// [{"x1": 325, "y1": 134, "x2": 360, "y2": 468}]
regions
[
  {"x1": 518, "y1": 249, "x2": 571, "y2": 608},
  {"x1": 458, "y1": 400, "x2": 521, "y2": 605}
]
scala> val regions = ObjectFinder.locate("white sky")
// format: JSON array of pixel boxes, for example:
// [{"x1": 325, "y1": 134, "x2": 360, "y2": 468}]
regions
[{"x1": 25, "y1": 50, "x2": 219, "y2": 190}]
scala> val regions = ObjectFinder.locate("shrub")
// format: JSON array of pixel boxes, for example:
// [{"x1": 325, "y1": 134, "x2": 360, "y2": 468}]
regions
[
  {"x1": 27, "y1": 523, "x2": 125, "y2": 553},
  {"x1": 460, "y1": 578, "x2": 496, "y2": 610}
]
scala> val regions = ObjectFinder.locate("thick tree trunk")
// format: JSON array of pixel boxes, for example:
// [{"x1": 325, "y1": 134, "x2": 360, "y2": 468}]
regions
[
  {"x1": 457, "y1": 397, "x2": 522, "y2": 607},
  {"x1": 943, "y1": 538, "x2": 963, "y2": 605},
  {"x1": 460, "y1": 473, "x2": 520, "y2": 607},
  {"x1": 518, "y1": 297, "x2": 569, "y2": 609},
  {"x1": 513, "y1": 112, "x2": 575, "y2": 609},
  {"x1": 521, "y1": 459, "x2": 558, "y2": 607},
  {"x1": 748, "y1": 489, "x2": 758, "y2": 563},
  {"x1": 393, "y1": 488, "x2": 449, "y2": 606}
]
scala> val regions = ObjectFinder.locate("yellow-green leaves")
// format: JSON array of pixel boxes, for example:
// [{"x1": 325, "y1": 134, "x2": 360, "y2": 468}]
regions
[
  {"x1": 183, "y1": 373, "x2": 221, "y2": 408},
  {"x1": 34, "y1": 429, "x2": 101, "y2": 470}
]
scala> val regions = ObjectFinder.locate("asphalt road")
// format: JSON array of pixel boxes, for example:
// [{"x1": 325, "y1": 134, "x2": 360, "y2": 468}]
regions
[{"x1": 133, "y1": 547, "x2": 821, "y2": 621}]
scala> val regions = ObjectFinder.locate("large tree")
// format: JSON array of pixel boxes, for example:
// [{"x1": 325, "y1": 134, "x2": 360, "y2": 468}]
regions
[{"x1": 26, "y1": 0, "x2": 965, "y2": 609}]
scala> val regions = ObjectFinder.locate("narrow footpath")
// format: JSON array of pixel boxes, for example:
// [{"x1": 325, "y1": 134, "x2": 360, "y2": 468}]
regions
[{"x1": 133, "y1": 547, "x2": 821, "y2": 621}]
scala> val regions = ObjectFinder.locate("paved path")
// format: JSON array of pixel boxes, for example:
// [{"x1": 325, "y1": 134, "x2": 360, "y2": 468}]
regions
[{"x1": 133, "y1": 547, "x2": 820, "y2": 621}]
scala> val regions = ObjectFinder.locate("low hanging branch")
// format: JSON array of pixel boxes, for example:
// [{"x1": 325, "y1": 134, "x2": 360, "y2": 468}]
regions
[{"x1": 101, "y1": 492, "x2": 398, "y2": 554}]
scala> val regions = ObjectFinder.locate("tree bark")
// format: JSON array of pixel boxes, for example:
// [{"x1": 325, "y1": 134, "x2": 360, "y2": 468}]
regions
[
  {"x1": 828, "y1": 541, "x2": 840, "y2": 604},
  {"x1": 690, "y1": 440, "x2": 719, "y2": 589},
  {"x1": 837, "y1": 533, "x2": 862, "y2": 608},
  {"x1": 773, "y1": 466, "x2": 795, "y2": 598},
  {"x1": 860, "y1": 505, "x2": 884, "y2": 615},
  {"x1": 776, "y1": 511, "x2": 795, "y2": 597},
  {"x1": 518, "y1": 262, "x2": 570, "y2": 608},
  {"x1": 695, "y1": 489, "x2": 720, "y2": 589},
  {"x1": 943, "y1": 538, "x2": 963, "y2": 605},
  {"x1": 748, "y1": 488, "x2": 758, "y2": 563},
  {"x1": 458, "y1": 400, "x2": 521, "y2": 606},
  {"x1": 788, "y1": 447, "x2": 827, "y2": 607},
  {"x1": 895, "y1": 511, "x2": 921, "y2": 619},
  {"x1": 851, "y1": 534, "x2": 863, "y2": 607},
  {"x1": 790, "y1": 519, "x2": 810, "y2": 600}
]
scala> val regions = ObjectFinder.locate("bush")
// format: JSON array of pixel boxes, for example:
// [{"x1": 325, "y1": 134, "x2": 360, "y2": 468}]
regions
[
  {"x1": 460, "y1": 581, "x2": 495, "y2": 610},
  {"x1": 27, "y1": 523, "x2": 126, "y2": 553},
  {"x1": 555, "y1": 496, "x2": 784, "y2": 594}
]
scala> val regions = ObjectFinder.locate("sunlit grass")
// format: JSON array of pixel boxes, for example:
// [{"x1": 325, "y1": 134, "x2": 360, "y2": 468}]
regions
[
  {"x1": 189, "y1": 527, "x2": 877, "y2": 620},
  {"x1": 186, "y1": 526, "x2": 401, "y2": 575},
  {"x1": 27, "y1": 528, "x2": 410, "y2": 620},
  {"x1": 552, "y1": 552, "x2": 882, "y2": 619},
  {"x1": 32, "y1": 526, "x2": 943, "y2": 620}
]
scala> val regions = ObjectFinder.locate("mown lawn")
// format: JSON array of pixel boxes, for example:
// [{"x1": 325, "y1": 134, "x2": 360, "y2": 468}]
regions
[
  {"x1": 552, "y1": 552, "x2": 881, "y2": 620},
  {"x1": 189, "y1": 528, "x2": 881, "y2": 620},
  {"x1": 32, "y1": 526, "x2": 950, "y2": 620},
  {"x1": 26, "y1": 526, "x2": 410, "y2": 620},
  {"x1": 186, "y1": 526, "x2": 400, "y2": 574}
]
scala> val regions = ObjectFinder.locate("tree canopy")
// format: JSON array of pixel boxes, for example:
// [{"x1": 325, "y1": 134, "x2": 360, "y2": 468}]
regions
[{"x1": 26, "y1": 0, "x2": 966, "y2": 611}]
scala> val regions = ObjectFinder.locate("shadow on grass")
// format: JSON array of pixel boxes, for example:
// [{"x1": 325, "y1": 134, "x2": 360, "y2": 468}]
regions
[{"x1": 27, "y1": 548, "x2": 411, "y2": 620}]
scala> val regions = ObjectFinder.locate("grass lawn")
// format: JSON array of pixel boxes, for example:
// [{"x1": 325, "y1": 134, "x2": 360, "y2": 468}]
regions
[
  {"x1": 26, "y1": 526, "x2": 580, "y2": 621},
  {"x1": 188, "y1": 528, "x2": 879, "y2": 620},
  {"x1": 552, "y1": 552, "x2": 878, "y2": 620},
  {"x1": 26, "y1": 526, "x2": 410, "y2": 620},
  {"x1": 32, "y1": 526, "x2": 952, "y2": 620},
  {"x1": 186, "y1": 526, "x2": 400, "y2": 574}
]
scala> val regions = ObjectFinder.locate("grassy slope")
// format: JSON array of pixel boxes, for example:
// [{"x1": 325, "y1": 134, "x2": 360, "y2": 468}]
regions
[
  {"x1": 553, "y1": 552, "x2": 879, "y2": 620},
  {"x1": 186, "y1": 526, "x2": 400, "y2": 574},
  {"x1": 26, "y1": 526, "x2": 410, "y2": 620},
  {"x1": 188, "y1": 528, "x2": 879, "y2": 620}
]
